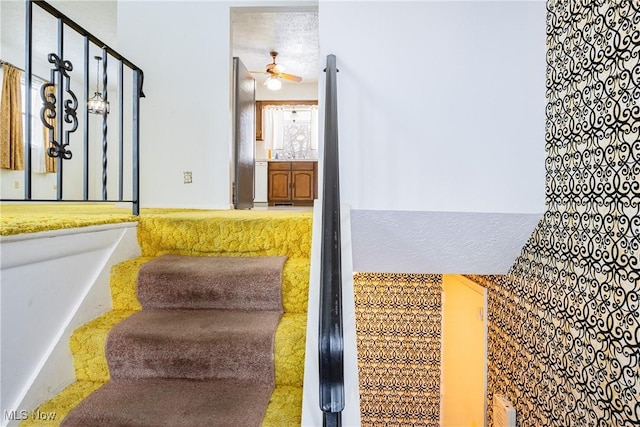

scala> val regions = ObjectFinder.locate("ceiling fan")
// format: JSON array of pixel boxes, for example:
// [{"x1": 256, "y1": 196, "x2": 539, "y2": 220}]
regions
[{"x1": 252, "y1": 51, "x2": 302, "y2": 89}]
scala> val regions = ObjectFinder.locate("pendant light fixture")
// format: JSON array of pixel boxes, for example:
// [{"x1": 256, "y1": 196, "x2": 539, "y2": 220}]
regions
[{"x1": 87, "y1": 55, "x2": 109, "y2": 115}]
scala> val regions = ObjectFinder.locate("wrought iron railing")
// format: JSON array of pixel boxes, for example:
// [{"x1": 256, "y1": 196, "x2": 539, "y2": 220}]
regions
[
  {"x1": 1, "y1": 0, "x2": 144, "y2": 214},
  {"x1": 319, "y1": 53, "x2": 344, "y2": 427}
]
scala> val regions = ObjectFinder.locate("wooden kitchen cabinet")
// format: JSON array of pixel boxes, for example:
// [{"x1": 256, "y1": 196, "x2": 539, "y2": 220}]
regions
[{"x1": 268, "y1": 161, "x2": 317, "y2": 206}]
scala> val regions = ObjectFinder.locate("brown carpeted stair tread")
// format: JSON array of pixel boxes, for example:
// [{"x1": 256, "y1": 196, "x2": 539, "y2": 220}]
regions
[
  {"x1": 106, "y1": 309, "x2": 281, "y2": 382},
  {"x1": 60, "y1": 378, "x2": 273, "y2": 427},
  {"x1": 62, "y1": 252, "x2": 298, "y2": 426},
  {"x1": 137, "y1": 254, "x2": 287, "y2": 310}
]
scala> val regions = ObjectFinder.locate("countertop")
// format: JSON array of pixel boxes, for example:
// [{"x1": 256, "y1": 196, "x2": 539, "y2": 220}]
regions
[{"x1": 257, "y1": 159, "x2": 318, "y2": 162}]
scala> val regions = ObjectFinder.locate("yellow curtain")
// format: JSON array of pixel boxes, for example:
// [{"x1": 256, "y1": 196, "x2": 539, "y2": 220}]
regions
[
  {"x1": 43, "y1": 84, "x2": 57, "y2": 173},
  {"x1": 0, "y1": 65, "x2": 24, "y2": 170}
]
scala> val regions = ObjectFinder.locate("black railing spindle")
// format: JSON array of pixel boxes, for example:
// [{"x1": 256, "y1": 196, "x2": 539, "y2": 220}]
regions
[
  {"x1": 132, "y1": 70, "x2": 141, "y2": 216},
  {"x1": 56, "y1": 17, "x2": 64, "y2": 200},
  {"x1": 24, "y1": 0, "x2": 33, "y2": 199},
  {"x1": 101, "y1": 47, "x2": 108, "y2": 200},
  {"x1": 82, "y1": 35, "x2": 89, "y2": 200},
  {"x1": 118, "y1": 59, "x2": 124, "y2": 200}
]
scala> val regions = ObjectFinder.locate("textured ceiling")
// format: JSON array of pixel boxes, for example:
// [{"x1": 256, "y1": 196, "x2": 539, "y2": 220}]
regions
[
  {"x1": 231, "y1": 8, "x2": 319, "y2": 84},
  {"x1": 350, "y1": 210, "x2": 542, "y2": 274}
]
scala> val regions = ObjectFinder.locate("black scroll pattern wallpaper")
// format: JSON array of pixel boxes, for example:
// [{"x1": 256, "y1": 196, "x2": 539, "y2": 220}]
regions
[
  {"x1": 353, "y1": 273, "x2": 442, "y2": 426},
  {"x1": 470, "y1": 1, "x2": 639, "y2": 425}
]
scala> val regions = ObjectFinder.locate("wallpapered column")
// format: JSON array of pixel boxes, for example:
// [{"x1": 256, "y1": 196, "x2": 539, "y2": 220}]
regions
[
  {"x1": 470, "y1": 1, "x2": 639, "y2": 425},
  {"x1": 353, "y1": 273, "x2": 442, "y2": 426}
]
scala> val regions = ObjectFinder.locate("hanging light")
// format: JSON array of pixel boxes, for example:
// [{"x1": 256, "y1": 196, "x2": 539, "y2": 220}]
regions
[
  {"x1": 265, "y1": 76, "x2": 282, "y2": 91},
  {"x1": 87, "y1": 55, "x2": 109, "y2": 115}
]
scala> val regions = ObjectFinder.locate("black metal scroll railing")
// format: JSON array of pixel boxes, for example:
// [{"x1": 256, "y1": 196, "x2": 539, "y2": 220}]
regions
[
  {"x1": 319, "y1": 53, "x2": 344, "y2": 427},
  {"x1": 1, "y1": 0, "x2": 144, "y2": 214}
]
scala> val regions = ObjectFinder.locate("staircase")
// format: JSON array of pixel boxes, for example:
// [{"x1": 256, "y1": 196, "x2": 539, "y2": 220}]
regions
[{"x1": 20, "y1": 210, "x2": 312, "y2": 427}]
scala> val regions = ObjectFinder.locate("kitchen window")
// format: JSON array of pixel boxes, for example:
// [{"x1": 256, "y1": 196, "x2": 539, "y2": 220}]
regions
[{"x1": 262, "y1": 103, "x2": 318, "y2": 160}]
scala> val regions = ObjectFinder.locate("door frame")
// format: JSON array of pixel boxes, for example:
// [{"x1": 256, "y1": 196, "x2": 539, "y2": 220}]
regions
[{"x1": 231, "y1": 56, "x2": 256, "y2": 209}]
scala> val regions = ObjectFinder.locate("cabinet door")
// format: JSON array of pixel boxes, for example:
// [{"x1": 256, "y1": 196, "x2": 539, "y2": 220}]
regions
[
  {"x1": 292, "y1": 170, "x2": 314, "y2": 201},
  {"x1": 268, "y1": 170, "x2": 291, "y2": 202}
]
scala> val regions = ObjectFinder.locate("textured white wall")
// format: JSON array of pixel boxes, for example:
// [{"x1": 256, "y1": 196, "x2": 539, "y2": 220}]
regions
[{"x1": 319, "y1": 0, "x2": 546, "y2": 214}]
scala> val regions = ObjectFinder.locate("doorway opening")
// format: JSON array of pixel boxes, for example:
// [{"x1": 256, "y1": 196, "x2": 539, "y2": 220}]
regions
[
  {"x1": 230, "y1": 7, "x2": 319, "y2": 210},
  {"x1": 441, "y1": 274, "x2": 488, "y2": 427}
]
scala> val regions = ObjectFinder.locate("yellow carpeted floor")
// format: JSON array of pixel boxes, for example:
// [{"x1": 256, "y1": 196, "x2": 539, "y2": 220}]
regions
[
  {"x1": 0, "y1": 203, "x2": 313, "y2": 237},
  {"x1": 7, "y1": 204, "x2": 311, "y2": 426},
  {"x1": 0, "y1": 204, "x2": 137, "y2": 236}
]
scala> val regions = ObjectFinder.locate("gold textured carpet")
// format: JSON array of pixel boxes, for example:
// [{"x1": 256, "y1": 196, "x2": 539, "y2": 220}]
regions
[
  {"x1": 10, "y1": 204, "x2": 311, "y2": 426},
  {"x1": 0, "y1": 204, "x2": 137, "y2": 236}
]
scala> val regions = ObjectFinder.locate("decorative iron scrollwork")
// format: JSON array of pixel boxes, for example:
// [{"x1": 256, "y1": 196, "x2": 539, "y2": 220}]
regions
[
  {"x1": 40, "y1": 53, "x2": 78, "y2": 160},
  {"x1": 40, "y1": 82, "x2": 55, "y2": 127}
]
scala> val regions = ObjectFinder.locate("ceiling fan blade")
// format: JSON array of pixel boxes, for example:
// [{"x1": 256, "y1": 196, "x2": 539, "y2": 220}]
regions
[
  {"x1": 279, "y1": 73, "x2": 302, "y2": 82},
  {"x1": 250, "y1": 71, "x2": 270, "y2": 75}
]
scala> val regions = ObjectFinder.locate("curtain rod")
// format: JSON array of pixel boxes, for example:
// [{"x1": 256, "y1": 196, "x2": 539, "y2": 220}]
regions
[
  {"x1": 1, "y1": 59, "x2": 49, "y2": 84},
  {"x1": 263, "y1": 104, "x2": 319, "y2": 110},
  {"x1": 1, "y1": 59, "x2": 22, "y2": 71}
]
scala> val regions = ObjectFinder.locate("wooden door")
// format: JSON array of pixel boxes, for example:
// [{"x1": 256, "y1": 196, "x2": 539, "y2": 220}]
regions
[{"x1": 232, "y1": 57, "x2": 255, "y2": 209}]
